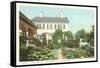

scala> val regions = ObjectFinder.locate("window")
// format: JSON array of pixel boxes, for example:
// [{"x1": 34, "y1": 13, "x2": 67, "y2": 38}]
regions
[
  {"x1": 51, "y1": 24, "x2": 52, "y2": 29},
  {"x1": 40, "y1": 24, "x2": 43, "y2": 29},
  {"x1": 55, "y1": 24, "x2": 56, "y2": 29},
  {"x1": 58, "y1": 24, "x2": 60, "y2": 29},
  {"x1": 39, "y1": 24, "x2": 41, "y2": 29},
  {"x1": 63, "y1": 24, "x2": 65, "y2": 29},
  {"x1": 28, "y1": 28, "x2": 32, "y2": 37},
  {"x1": 43, "y1": 24, "x2": 45, "y2": 29},
  {"x1": 60, "y1": 24, "x2": 62, "y2": 29},
  {"x1": 47, "y1": 24, "x2": 49, "y2": 29},
  {"x1": 36, "y1": 24, "x2": 38, "y2": 29}
]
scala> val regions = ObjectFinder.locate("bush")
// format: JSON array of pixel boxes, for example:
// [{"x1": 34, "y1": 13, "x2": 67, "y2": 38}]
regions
[
  {"x1": 81, "y1": 45, "x2": 94, "y2": 57},
  {"x1": 19, "y1": 32, "x2": 26, "y2": 47},
  {"x1": 28, "y1": 48, "x2": 57, "y2": 61},
  {"x1": 19, "y1": 46, "x2": 34, "y2": 61},
  {"x1": 20, "y1": 46, "x2": 57, "y2": 61},
  {"x1": 66, "y1": 51, "x2": 78, "y2": 59},
  {"x1": 75, "y1": 48, "x2": 91, "y2": 58},
  {"x1": 31, "y1": 38, "x2": 41, "y2": 46},
  {"x1": 64, "y1": 48, "x2": 92, "y2": 59}
]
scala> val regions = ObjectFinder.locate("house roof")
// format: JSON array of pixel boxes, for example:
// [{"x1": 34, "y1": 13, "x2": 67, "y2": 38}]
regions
[
  {"x1": 31, "y1": 17, "x2": 69, "y2": 23},
  {"x1": 19, "y1": 11, "x2": 37, "y2": 28}
]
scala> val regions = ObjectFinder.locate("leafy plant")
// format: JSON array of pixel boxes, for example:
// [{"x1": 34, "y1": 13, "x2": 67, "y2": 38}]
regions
[{"x1": 20, "y1": 46, "x2": 57, "y2": 61}]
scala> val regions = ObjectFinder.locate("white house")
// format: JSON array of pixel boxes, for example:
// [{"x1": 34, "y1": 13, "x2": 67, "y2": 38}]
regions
[
  {"x1": 31, "y1": 12, "x2": 69, "y2": 43},
  {"x1": 79, "y1": 38, "x2": 90, "y2": 48}
]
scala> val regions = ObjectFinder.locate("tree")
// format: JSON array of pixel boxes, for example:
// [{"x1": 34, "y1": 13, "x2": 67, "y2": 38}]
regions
[
  {"x1": 52, "y1": 29, "x2": 63, "y2": 44},
  {"x1": 85, "y1": 25, "x2": 94, "y2": 46},
  {"x1": 75, "y1": 29, "x2": 85, "y2": 40},
  {"x1": 85, "y1": 32, "x2": 91, "y2": 42},
  {"x1": 19, "y1": 32, "x2": 26, "y2": 47},
  {"x1": 63, "y1": 31, "x2": 78, "y2": 48},
  {"x1": 80, "y1": 45, "x2": 94, "y2": 57},
  {"x1": 64, "y1": 31, "x2": 73, "y2": 40},
  {"x1": 89, "y1": 25, "x2": 94, "y2": 46}
]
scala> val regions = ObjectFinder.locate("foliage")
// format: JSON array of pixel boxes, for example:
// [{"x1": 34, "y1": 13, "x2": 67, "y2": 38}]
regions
[
  {"x1": 19, "y1": 26, "x2": 95, "y2": 61},
  {"x1": 81, "y1": 45, "x2": 94, "y2": 57},
  {"x1": 72, "y1": 39, "x2": 80, "y2": 48},
  {"x1": 31, "y1": 38, "x2": 48, "y2": 48},
  {"x1": 52, "y1": 29, "x2": 63, "y2": 44},
  {"x1": 66, "y1": 46, "x2": 94, "y2": 59},
  {"x1": 19, "y1": 32, "x2": 26, "y2": 47},
  {"x1": 65, "y1": 48, "x2": 92, "y2": 59},
  {"x1": 84, "y1": 25, "x2": 94, "y2": 47},
  {"x1": 28, "y1": 48, "x2": 57, "y2": 61},
  {"x1": 89, "y1": 25, "x2": 94, "y2": 46},
  {"x1": 52, "y1": 30, "x2": 77, "y2": 48},
  {"x1": 64, "y1": 31, "x2": 73, "y2": 39},
  {"x1": 66, "y1": 51, "x2": 78, "y2": 59},
  {"x1": 75, "y1": 48, "x2": 91, "y2": 58},
  {"x1": 48, "y1": 40, "x2": 56, "y2": 49},
  {"x1": 61, "y1": 39, "x2": 79, "y2": 48},
  {"x1": 20, "y1": 46, "x2": 57, "y2": 61},
  {"x1": 31, "y1": 38, "x2": 41, "y2": 46},
  {"x1": 42, "y1": 37, "x2": 47, "y2": 45},
  {"x1": 66, "y1": 39, "x2": 74, "y2": 48},
  {"x1": 19, "y1": 46, "x2": 28, "y2": 61},
  {"x1": 75, "y1": 29, "x2": 85, "y2": 39}
]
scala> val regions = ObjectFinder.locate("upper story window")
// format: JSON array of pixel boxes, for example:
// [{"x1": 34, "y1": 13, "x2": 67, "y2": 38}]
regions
[
  {"x1": 58, "y1": 24, "x2": 60, "y2": 29},
  {"x1": 36, "y1": 24, "x2": 38, "y2": 28},
  {"x1": 60, "y1": 24, "x2": 62, "y2": 29},
  {"x1": 55, "y1": 24, "x2": 56, "y2": 29},
  {"x1": 51, "y1": 24, "x2": 52, "y2": 29},
  {"x1": 63, "y1": 24, "x2": 65, "y2": 29},
  {"x1": 47, "y1": 24, "x2": 49, "y2": 29},
  {"x1": 38, "y1": 24, "x2": 41, "y2": 29},
  {"x1": 43, "y1": 24, "x2": 45, "y2": 29}
]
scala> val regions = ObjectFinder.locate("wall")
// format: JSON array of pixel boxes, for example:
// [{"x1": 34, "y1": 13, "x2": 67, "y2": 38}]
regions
[
  {"x1": 35, "y1": 22, "x2": 68, "y2": 34},
  {"x1": 20, "y1": 17, "x2": 37, "y2": 35}
]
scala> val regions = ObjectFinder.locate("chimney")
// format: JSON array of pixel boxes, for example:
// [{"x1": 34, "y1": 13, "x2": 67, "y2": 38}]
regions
[
  {"x1": 60, "y1": 11, "x2": 64, "y2": 18},
  {"x1": 40, "y1": 11, "x2": 44, "y2": 18}
]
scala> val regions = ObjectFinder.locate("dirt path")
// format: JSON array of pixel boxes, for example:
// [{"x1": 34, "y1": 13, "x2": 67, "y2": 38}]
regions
[{"x1": 57, "y1": 48, "x2": 63, "y2": 59}]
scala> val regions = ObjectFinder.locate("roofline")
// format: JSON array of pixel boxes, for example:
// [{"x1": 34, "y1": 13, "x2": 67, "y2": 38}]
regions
[
  {"x1": 32, "y1": 21, "x2": 69, "y2": 23},
  {"x1": 32, "y1": 17, "x2": 69, "y2": 23},
  {"x1": 19, "y1": 11, "x2": 37, "y2": 29}
]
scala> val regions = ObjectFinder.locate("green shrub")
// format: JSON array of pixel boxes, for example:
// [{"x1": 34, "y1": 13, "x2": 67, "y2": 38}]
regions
[
  {"x1": 65, "y1": 48, "x2": 92, "y2": 59},
  {"x1": 20, "y1": 46, "x2": 57, "y2": 61},
  {"x1": 28, "y1": 48, "x2": 57, "y2": 61},
  {"x1": 81, "y1": 46, "x2": 94, "y2": 57},
  {"x1": 19, "y1": 32, "x2": 26, "y2": 47},
  {"x1": 75, "y1": 48, "x2": 91, "y2": 58},
  {"x1": 66, "y1": 51, "x2": 78, "y2": 59}
]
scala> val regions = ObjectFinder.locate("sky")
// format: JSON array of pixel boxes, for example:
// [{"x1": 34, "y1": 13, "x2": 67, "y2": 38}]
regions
[{"x1": 19, "y1": 5, "x2": 96, "y2": 34}]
